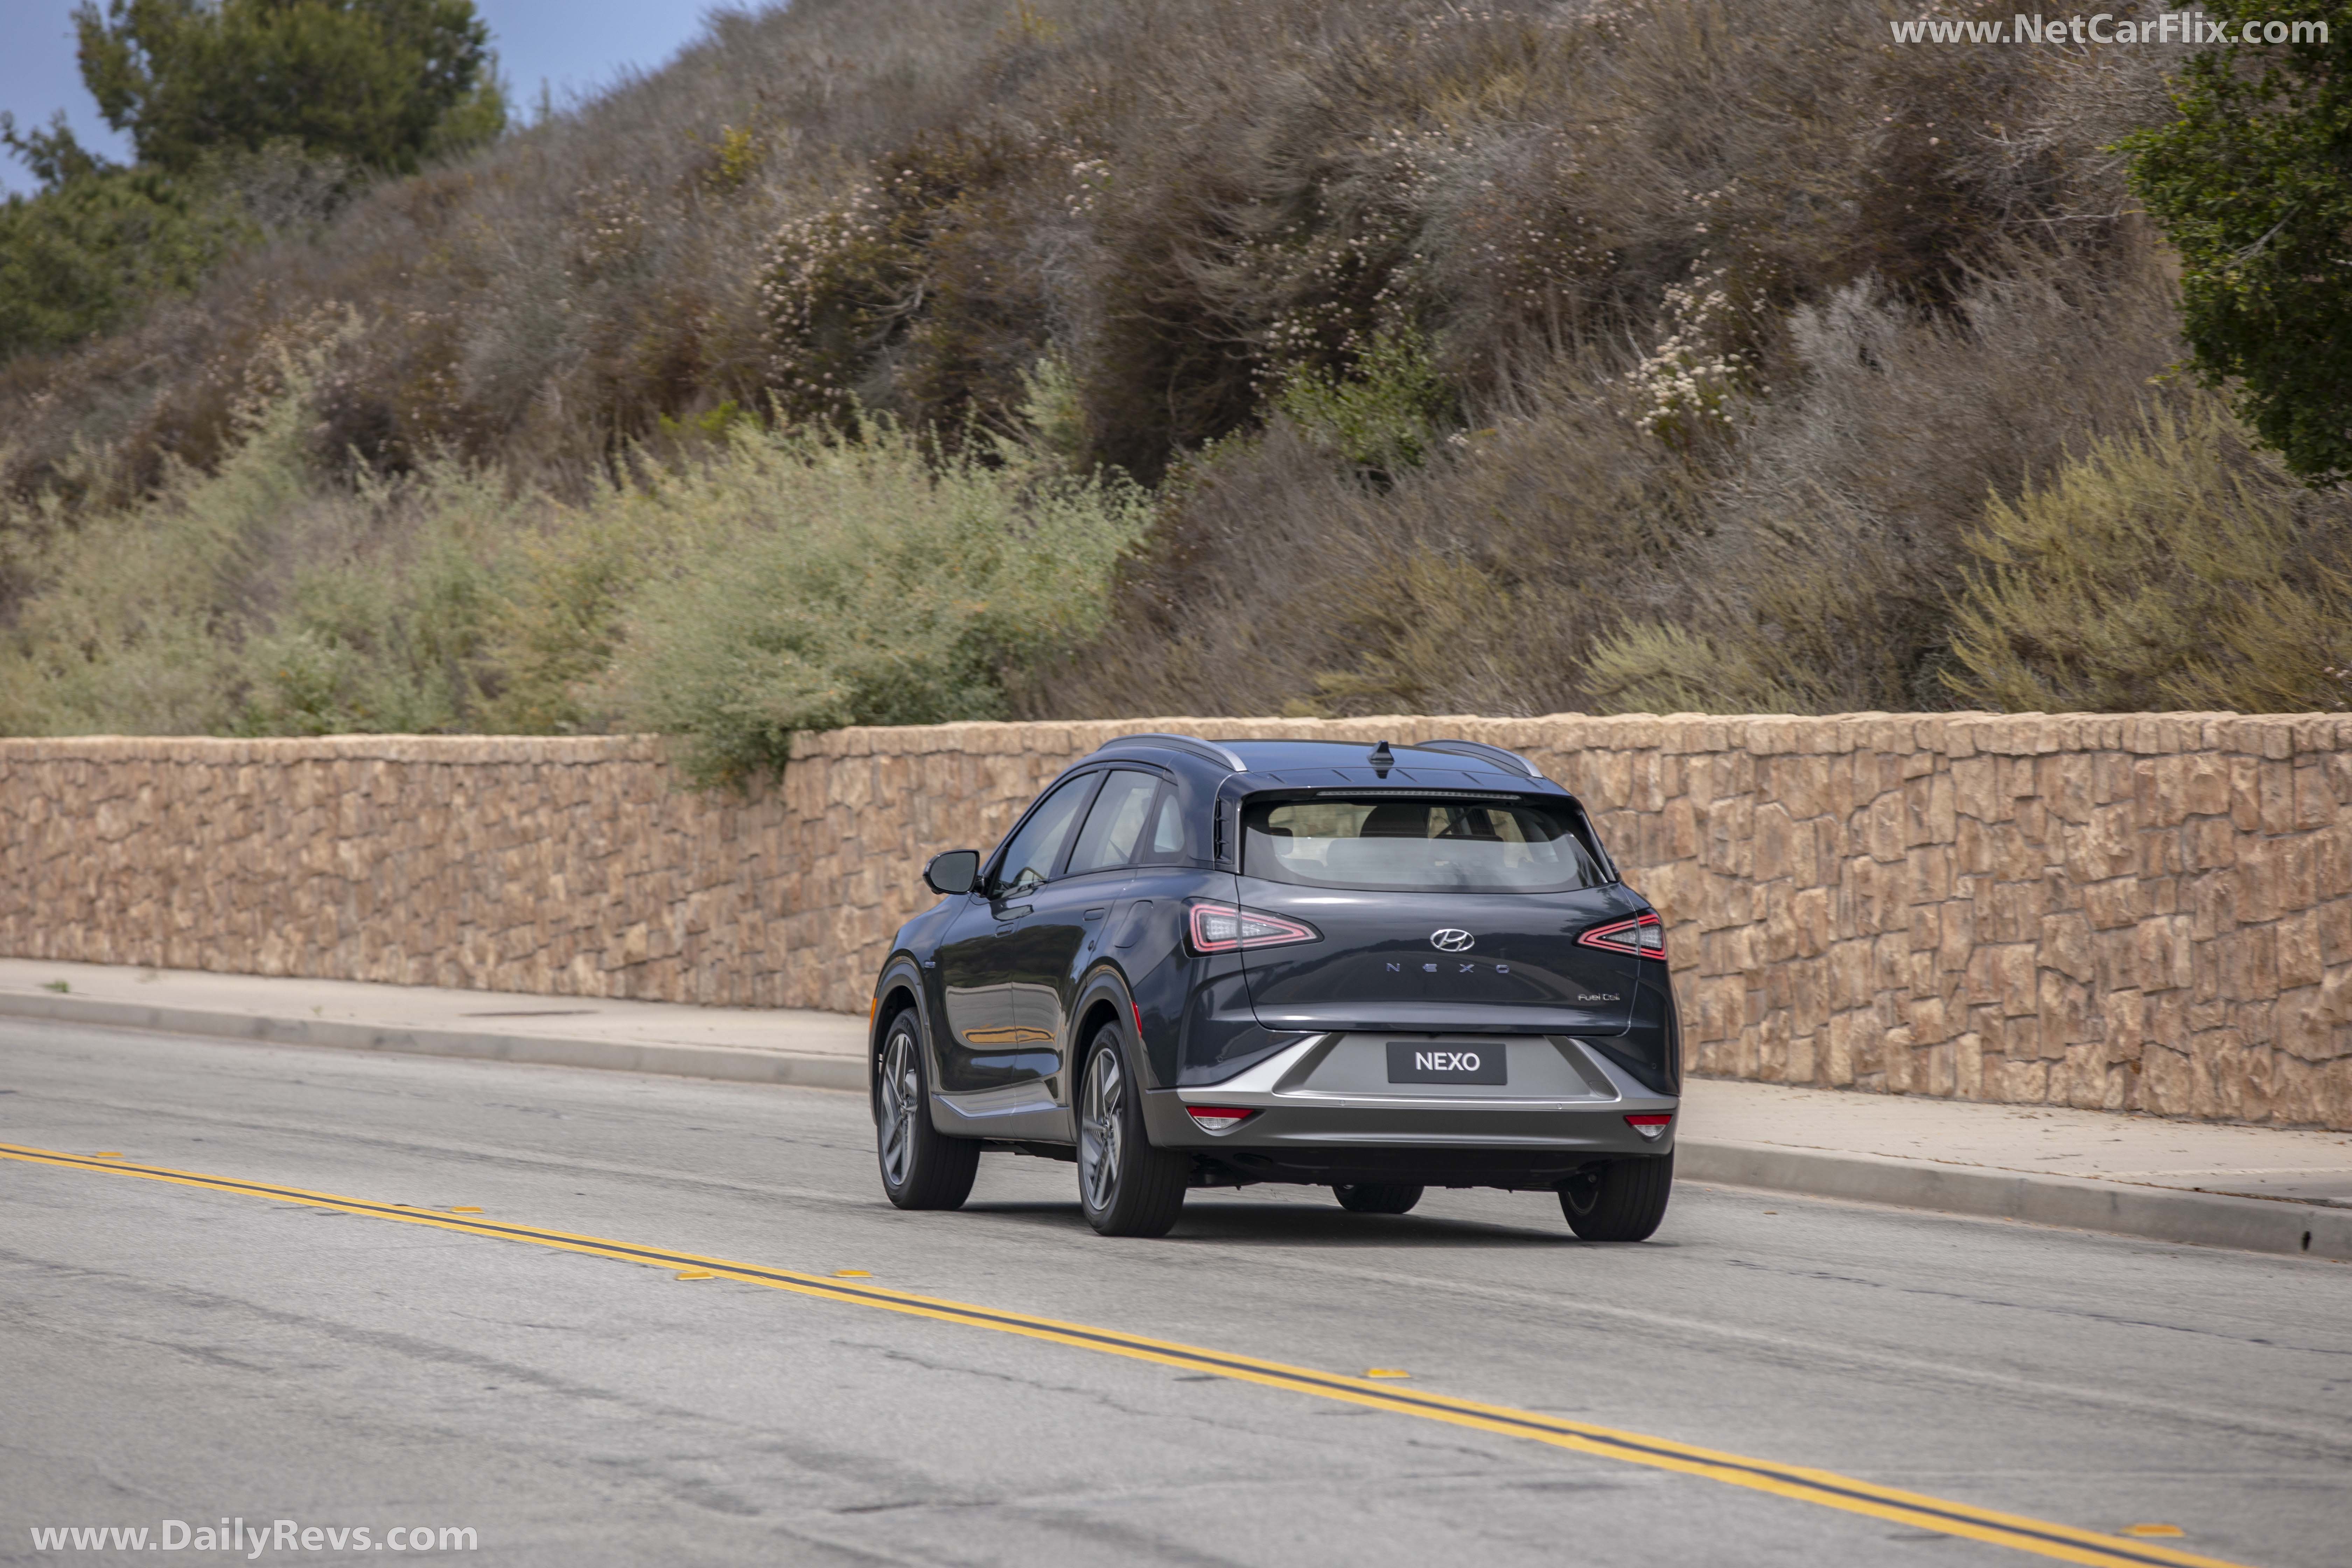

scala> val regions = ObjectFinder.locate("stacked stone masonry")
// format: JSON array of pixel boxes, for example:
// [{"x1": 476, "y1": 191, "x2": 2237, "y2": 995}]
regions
[{"x1": 4, "y1": 713, "x2": 2348, "y2": 1128}]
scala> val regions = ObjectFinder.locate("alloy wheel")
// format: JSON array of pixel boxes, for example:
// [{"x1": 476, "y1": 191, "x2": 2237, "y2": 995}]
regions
[
  {"x1": 878, "y1": 1027, "x2": 918, "y2": 1188},
  {"x1": 1079, "y1": 1045, "x2": 1124, "y2": 1211}
]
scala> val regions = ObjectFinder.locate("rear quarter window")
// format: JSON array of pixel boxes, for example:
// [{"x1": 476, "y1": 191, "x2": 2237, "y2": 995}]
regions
[{"x1": 1242, "y1": 796, "x2": 1603, "y2": 894}]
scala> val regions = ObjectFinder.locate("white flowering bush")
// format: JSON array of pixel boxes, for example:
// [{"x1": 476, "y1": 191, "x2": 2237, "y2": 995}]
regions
[
  {"x1": 756, "y1": 183, "x2": 894, "y2": 423},
  {"x1": 1624, "y1": 265, "x2": 1756, "y2": 452}
]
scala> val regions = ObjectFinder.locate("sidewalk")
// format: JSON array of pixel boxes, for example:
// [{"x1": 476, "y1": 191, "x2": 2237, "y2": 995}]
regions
[
  {"x1": 4, "y1": 958, "x2": 2346, "y2": 1260},
  {"x1": 0, "y1": 957, "x2": 866, "y2": 1090}
]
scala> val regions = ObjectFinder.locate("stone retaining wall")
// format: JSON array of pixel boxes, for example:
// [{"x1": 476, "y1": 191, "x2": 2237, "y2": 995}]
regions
[{"x1": 5, "y1": 714, "x2": 2348, "y2": 1127}]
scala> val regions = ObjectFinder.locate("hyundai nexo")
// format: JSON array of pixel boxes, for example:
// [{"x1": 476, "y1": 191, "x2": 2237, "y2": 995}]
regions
[{"x1": 867, "y1": 735, "x2": 1678, "y2": 1238}]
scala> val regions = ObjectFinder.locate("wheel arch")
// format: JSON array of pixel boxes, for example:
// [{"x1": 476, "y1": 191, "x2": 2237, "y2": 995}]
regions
[
  {"x1": 1067, "y1": 964, "x2": 1144, "y2": 1084},
  {"x1": 868, "y1": 957, "x2": 931, "y2": 1122}
]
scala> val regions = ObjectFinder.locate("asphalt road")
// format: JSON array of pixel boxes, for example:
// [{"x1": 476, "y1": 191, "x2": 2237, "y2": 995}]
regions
[{"x1": 2, "y1": 1018, "x2": 2346, "y2": 1568}]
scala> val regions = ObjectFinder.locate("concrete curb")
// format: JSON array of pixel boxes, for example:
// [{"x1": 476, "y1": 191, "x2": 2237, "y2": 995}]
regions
[
  {"x1": 9, "y1": 989, "x2": 2345, "y2": 1260},
  {"x1": 1678, "y1": 1140, "x2": 2352, "y2": 1262},
  {"x1": 0, "y1": 990, "x2": 869, "y2": 1094}
]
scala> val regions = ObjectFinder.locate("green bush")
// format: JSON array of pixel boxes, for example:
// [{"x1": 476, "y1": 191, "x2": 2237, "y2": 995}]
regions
[
  {"x1": 0, "y1": 352, "x2": 522, "y2": 736},
  {"x1": 1947, "y1": 396, "x2": 2352, "y2": 712},
  {"x1": 230, "y1": 459, "x2": 523, "y2": 734},
  {"x1": 1272, "y1": 327, "x2": 1452, "y2": 475},
  {"x1": 606, "y1": 417, "x2": 1150, "y2": 784},
  {"x1": 0, "y1": 368, "x2": 1152, "y2": 767}
]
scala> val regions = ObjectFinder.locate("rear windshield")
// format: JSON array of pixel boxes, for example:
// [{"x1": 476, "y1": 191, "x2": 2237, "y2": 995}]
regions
[{"x1": 1242, "y1": 795, "x2": 1604, "y2": 894}]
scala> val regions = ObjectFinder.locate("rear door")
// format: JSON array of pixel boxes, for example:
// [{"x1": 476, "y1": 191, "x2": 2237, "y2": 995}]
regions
[
  {"x1": 1231, "y1": 791, "x2": 1642, "y2": 1035},
  {"x1": 1013, "y1": 768, "x2": 1165, "y2": 1059},
  {"x1": 936, "y1": 770, "x2": 1101, "y2": 1092}
]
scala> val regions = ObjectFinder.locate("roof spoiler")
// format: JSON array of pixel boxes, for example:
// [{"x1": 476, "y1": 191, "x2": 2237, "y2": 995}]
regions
[
  {"x1": 1097, "y1": 732, "x2": 1248, "y2": 772},
  {"x1": 1419, "y1": 738, "x2": 1544, "y2": 780}
]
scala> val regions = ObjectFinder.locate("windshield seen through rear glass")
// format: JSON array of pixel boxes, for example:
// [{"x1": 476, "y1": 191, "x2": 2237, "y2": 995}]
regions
[{"x1": 1241, "y1": 796, "x2": 1603, "y2": 894}]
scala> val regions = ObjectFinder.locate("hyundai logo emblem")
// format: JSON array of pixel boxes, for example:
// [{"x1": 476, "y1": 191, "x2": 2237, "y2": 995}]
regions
[{"x1": 1430, "y1": 929, "x2": 1475, "y2": 952}]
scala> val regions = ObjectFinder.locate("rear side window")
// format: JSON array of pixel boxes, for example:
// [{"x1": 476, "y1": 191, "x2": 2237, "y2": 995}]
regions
[
  {"x1": 1068, "y1": 770, "x2": 1164, "y2": 874},
  {"x1": 1242, "y1": 796, "x2": 1603, "y2": 894},
  {"x1": 1147, "y1": 788, "x2": 1186, "y2": 858}
]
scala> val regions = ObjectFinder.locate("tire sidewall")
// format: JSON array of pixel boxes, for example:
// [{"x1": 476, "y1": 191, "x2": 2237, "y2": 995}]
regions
[
  {"x1": 1560, "y1": 1151, "x2": 1673, "y2": 1241},
  {"x1": 1076, "y1": 1021, "x2": 1184, "y2": 1236}
]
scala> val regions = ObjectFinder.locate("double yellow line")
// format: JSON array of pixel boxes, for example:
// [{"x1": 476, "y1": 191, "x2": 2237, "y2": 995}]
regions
[{"x1": 0, "y1": 1141, "x2": 2255, "y2": 1568}]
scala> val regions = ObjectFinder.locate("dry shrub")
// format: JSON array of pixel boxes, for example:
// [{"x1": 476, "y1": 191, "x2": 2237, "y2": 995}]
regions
[
  {"x1": 1025, "y1": 359, "x2": 1694, "y2": 720},
  {"x1": 0, "y1": 0, "x2": 1032, "y2": 514},
  {"x1": 1016, "y1": 424, "x2": 1374, "y2": 720},
  {"x1": 5, "y1": 0, "x2": 2177, "y2": 502},
  {"x1": 1583, "y1": 244, "x2": 2189, "y2": 713},
  {"x1": 1032, "y1": 0, "x2": 2200, "y2": 719}
]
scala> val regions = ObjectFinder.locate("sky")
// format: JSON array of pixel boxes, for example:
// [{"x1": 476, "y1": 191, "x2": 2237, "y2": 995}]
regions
[{"x1": 0, "y1": 0, "x2": 740, "y2": 196}]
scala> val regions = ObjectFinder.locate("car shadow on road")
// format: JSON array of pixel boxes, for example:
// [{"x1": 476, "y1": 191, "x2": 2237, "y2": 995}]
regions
[{"x1": 959, "y1": 1198, "x2": 1581, "y2": 1246}]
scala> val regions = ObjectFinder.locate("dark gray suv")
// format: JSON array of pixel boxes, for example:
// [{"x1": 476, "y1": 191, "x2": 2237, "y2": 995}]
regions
[{"x1": 867, "y1": 735, "x2": 1679, "y2": 1239}]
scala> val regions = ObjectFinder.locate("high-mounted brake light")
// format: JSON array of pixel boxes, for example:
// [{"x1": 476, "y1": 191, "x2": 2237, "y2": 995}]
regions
[
  {"x1": 1187, "y1": 903, "x2": 1320, "y2": 954},
  {"x1": 1186, "y1": 1105, "x2": 1257, "y2": 1132},
  {"x1": 1578, "y1": 910, "x2": 1666, "y2": 960},
  {"x1": 1625, "y1": 1113, "x2": 1672, "y2": 1140}
]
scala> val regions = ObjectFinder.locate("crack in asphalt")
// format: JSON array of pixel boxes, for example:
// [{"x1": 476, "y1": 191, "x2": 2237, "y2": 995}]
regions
[{"x1": 1715, "y1": 1253, "x2": 2352, "y2": 1359}]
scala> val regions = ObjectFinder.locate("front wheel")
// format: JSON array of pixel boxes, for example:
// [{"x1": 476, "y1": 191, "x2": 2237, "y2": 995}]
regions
[
  {"x1": 1559, "y1": 1153, "x2": 1672, "y2": 1241},
  {"x1": 1334, "y1": 1183, "x2": 1423, "y2": 1215},
  {"x1": 1076, "y1": 1024, "x2": 1188, "y2": 1237},
  {"x1": 876, "y1": 1012, "x2": 979, "y2": 1210}
]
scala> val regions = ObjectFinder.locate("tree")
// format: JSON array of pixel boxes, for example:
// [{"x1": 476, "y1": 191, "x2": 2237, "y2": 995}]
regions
[
  {"x1": 71, "y1": 0, "x2": 503, "y2": 176},
  {"x1": 0, "y1": 0, "x2": 503, "y2": 359},
  {"x1": 2125, "y1": 2, "x2": 2352, "y2": 485},
  {"x1": 0, "y1": 167, "x2": 251, "y2": 357},
  {"x1": 0, "y1": 110, "x2": 118, "y2": 187}
]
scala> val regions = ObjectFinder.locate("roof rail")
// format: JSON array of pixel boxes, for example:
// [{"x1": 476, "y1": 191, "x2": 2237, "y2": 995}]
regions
[
  {"x1": 1097, "y1": 732, "x2": 1248, "y2": 771},
  {"x1": 1419, "y1": 738, "x2": 1544, "y2": 779}
]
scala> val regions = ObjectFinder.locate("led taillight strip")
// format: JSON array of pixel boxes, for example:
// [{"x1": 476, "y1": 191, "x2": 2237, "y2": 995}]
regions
[
  {"x1": 1578, "y1": 910, "x2": 1666, "y2": 960},
  {"x1": 1187, "y1": 903, "x2": 1320, "y2": 954}
]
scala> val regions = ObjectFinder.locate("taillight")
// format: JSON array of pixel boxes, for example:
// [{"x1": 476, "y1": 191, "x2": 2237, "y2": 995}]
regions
[
  {"x1": 1186, "y1": 1105, "x2": 1257, "y2": 1132},
  {"x1": 1187, "y1": 903, "x2": 1320, "y2": 954},
  {"x1": 1579, "y1": 910, "x2": 1666, "y2": 960},
  {"x1": 1625, "y1": 1113, "x2": 1671, "y2": 1140}
]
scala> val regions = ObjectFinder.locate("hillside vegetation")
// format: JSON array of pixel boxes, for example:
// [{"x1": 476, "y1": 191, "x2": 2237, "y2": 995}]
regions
[{"x1": 4, "y1": 0, "x2": 2350, "y2": 762}]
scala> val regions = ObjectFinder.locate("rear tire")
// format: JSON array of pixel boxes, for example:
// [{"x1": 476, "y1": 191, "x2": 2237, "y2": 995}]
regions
[
  {"x1": 1334, "y1": 1183, "x2": 1424, "y2": 1215},
  {"x1": 1076, "y1": 1023, "x2": 1188, "y2": 1237},
  {"x1": 1559, "y1": 1153, "x2": 1672, "y2": 1241},
  {"x1": 875, "y1": 1011, "x2": 979, "y2": 1211}
]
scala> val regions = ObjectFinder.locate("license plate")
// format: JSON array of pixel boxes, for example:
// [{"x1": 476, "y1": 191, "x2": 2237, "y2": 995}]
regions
[{"x1": 1386, "y1": 1041, "x2": 1507, "y2": 1085}]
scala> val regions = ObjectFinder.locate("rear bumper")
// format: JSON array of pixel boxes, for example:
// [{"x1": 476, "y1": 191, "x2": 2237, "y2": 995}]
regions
[{"x1": 1141, "y1": 1031, "x2": 1676, "y2": 1188}]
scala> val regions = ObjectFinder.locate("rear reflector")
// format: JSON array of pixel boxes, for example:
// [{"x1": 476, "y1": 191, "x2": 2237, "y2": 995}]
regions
[
  {"x1": 1186, "y1": 1105, "x2": 1256, "y2": 1132},
  {"x1": 1580, "y1": 910, "x2": 1667, "y2": 960},
  {"x1": 1187, "y1": 903, "x2": 1320, "y2": 954},
  {"x1": 1625, "y1": 1113, "x2": 1672, "y2": 1140}
]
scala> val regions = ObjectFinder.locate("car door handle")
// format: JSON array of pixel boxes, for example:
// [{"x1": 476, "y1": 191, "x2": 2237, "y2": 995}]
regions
[
  {"x1": 995, "y1": 904, "x2": 1033, "y2": 920},
  {"x1": 1083, "y1": 907, "x2": 1108, "y2": 920}
]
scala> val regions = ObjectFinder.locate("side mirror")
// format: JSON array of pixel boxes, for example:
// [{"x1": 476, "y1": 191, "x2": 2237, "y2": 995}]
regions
[{"x1": 923, "y1": 849, "x2": 981, "y2": 896}]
